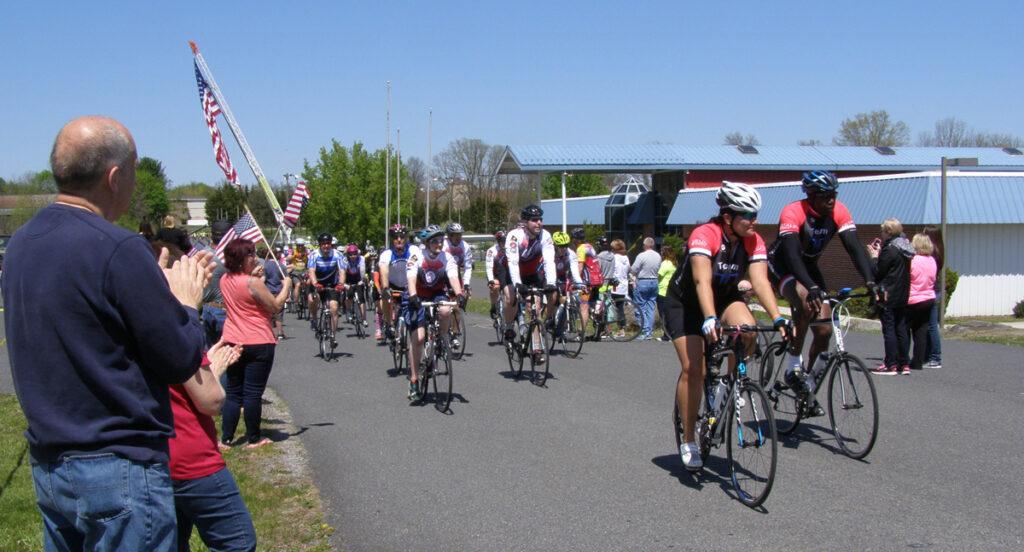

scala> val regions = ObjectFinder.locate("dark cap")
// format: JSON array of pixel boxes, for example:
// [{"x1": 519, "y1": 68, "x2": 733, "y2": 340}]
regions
[{"x1": 211, "y1": 219, "x2": 231, "y2": 240}]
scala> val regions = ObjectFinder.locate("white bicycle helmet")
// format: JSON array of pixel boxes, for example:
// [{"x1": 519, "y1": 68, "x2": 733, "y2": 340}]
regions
[{"x1": 716, "y1": 181, "x2": 762, "y2": 213}]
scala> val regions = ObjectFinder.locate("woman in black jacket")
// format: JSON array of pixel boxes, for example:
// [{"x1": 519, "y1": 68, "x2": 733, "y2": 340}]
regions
[{"x1": 868, "y1": 218, "x2": 916, "y2": 375}]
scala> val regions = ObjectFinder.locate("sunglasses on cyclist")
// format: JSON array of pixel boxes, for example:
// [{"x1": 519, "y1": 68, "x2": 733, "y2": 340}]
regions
[
  {"x1": 814, "y1": 190, "x2": 837, "y2": 200},
  {"x1": 525, "y1": 217, "x2": 543, "y2": 222},
  {"x1": 733, "y1": 211, "x2": 758, "y2": 221}
]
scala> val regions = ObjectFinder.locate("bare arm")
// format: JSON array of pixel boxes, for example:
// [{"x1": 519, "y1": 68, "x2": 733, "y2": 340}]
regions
[{"x1": 181, "y1": 340, "x2": 242, "y2": 416}]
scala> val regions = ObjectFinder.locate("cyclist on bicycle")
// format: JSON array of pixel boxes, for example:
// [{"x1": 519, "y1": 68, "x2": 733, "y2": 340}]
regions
[
  {"x1": 485, "y1": 230, "x2": 509, "y2": 319},
  {"x1": 406, "y1": 224, "x2": 464, "y2": 399},
  {"x1": 665, "y1": 181, "x2": 790, "y2": 471},
  {"x1": 308, "y1": 232, "x2": 344, "y2": 348},
  {"x1": 367, "y1": 248, "x2": 385, "y2": 341},
  {"x1": 285, "y1": 238, "x2": 309, "y2": 304},
  {"x1": 767, "y1": 170, "x2": 878, "y2": 393},
  {"x1": 378, "y1": 224, "x2": 412, "y2": 342},
  {"x1": 341, "y1": 244, "x2": 368, "y2": 328},
  {"x1": 552, "y1": 231, "x2": 584, "y2": 338},
  {"x1": 570, "y1": 227, "x2": 604, "y2": 339},
  {"x1": 443, "y1": 222, "x2": 474, "y2": 300},
  {"x1": 505, "y1": 205, "x2": 557, "y2": 361}
]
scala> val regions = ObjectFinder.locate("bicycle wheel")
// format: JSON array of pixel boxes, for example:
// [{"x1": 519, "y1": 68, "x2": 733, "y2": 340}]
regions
[
  {"x1": 609, "y1": 297, "x2": 643, "y2": 342},
  {"x1": 319, "y1": 310, "x2": 331, "y2": 361},
  {"x1": 450, "y1": 308, "x2": 467, "y2": 361},
  {"x1": 726, "y1": 380, "x2": 777, "y2": 508},
  {"x1": 354, "y1": 300, "x2": 366, "y2": 339},
  {"x1": 562, "y1": 305, "x2": 584, "y2": 359},
  {"x1": 674, "y1": 391, "x2": 713, "y2": 468},
  {"x1": 530, "y1": 320, "x2": 552, "y2": 386},
  {"x1": 432, "y1": 341, "x2": 453, "y2": 412},
  {"x1": 763, "y1": 346, "x2": 802, "y2": 436},
  {"x1": 827, "y1": 353, "x2": 879, "y2": 459}
]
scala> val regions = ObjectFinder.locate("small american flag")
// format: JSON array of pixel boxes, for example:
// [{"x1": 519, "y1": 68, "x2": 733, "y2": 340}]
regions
[
  {"x1": 214, "y1": 212, "x2": 266, "y2": 262},
  {"x1": 195, "y1": 61, "x2": 240, "y2": 187},
  {"x1": 283, "y1": 180, "x2": 310, "y2": 228}
]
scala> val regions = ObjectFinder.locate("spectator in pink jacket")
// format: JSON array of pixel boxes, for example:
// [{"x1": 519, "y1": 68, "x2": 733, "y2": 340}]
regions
[{"x1": 907, "y1": 233, "x2": 937, "y2": 371}]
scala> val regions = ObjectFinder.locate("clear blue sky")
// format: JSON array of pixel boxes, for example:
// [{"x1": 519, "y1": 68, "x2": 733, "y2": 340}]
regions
[{"x1": 2, "y1": 1, "x2": 1020, "y2": 188}]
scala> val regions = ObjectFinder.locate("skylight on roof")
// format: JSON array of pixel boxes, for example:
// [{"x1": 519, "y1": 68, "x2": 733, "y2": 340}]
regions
[
  {"x1": 736, "y1": 145, "x2": 759, "y2": 154},
  {"x1": 1002, "y1": 147, "x2": 1023, "y2": 156},
  {"x1": 874, "y1": 146, "x2": 896, "y2": 155}
]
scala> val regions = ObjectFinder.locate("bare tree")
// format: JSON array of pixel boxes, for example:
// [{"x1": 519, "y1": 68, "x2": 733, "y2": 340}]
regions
[
  {"x1": 403, "y1": 156, "x2": 426, "y2": 190},
  {"x1": 724, "y1": 132, "x2": 760, "y2": 146},
  {"x1": 917, "y1": 117, "x2": 971, "y2": 146},
  {"x1": 832, "y1": 110, "x2": 910, "y2": 147},
  {"x1": 798, "y1": 138, "x2": 822, "y2": 146}
]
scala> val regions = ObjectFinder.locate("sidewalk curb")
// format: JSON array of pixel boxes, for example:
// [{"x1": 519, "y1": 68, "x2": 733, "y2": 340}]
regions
[{"x1": 751, "y1": 303, "x2": 882, "y2": 332}]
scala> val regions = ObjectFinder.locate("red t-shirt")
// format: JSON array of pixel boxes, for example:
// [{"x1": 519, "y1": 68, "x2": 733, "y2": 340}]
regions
[
  {"x1": 777, "y1": 199, "x2": 856, "y2": 260},
  {"x1": 168, "y1": 355, "x2": 226, "y2": 481}
]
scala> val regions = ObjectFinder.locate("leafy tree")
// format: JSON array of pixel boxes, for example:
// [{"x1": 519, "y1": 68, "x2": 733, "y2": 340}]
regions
[
  {"x1": 138, "y1": 157, "x2": 168, "y2": 185},
  {"x1": 540, "y1": 173, "x2": 608, "y2": 199},
  {"x1": 832, "y1": 109, "x2": 909, "y2": 147},
  {"x1": 457, "y1": 197, "x2": 508, "y2": 234},
  {"x1": 724, "y1": 132, "x2": 760, "y2": 146},
  {"x1": 205, "y1": 182, "x2": 246, "y2": 224},
  {"x1": 798, "y1": 139, "x2": 822, "y2": 146},
  {"x1": 301, "y1": 140, "x2": 412, "y2": 248},
  {"x1": 117, "y1": 156, "x2": 169, "y2": 229}
]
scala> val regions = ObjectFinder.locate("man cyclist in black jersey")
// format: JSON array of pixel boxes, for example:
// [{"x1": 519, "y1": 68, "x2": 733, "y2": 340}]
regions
[{"x1": 768, "y1": 170, "x2": 878, "y2": 401}]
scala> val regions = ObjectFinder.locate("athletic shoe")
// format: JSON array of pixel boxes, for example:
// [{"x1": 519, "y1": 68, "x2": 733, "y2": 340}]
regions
[
  {"x1": 490, "y1": 305, "x2": 498, "y2": 319},
  {"x1": 680, "y1": 442, "x2": 703, "y2": 472},
  {"x1": 871, "y1": 365, "x2": 899, "y2": 376},
  {"x1": 277, "y1": 334, "x2": 285, "y2": 341},
  {"x1": 362, "y1": 319, "x2": 369, "y2": 327},
  {"x1": 925, "y1": 360, "x2": 942, "y2": 369},
  {"x1": 451, "y1": 337, "x2": 461, "y2": 350},
  {"x1": 408, "y1": 380, "x2": 419, "y2": 400},
  {"x1": 310, "y1": 319, "x2": 317, "y2": 331},
  {"x1": 331, "y1": 337, "x2": 338, "y2": 349},
  {"x1": 807, "y1": 400, "x2": 826, "y2": 417},
  {"x1": 784, "y1": 368, "x2": 808, "y2": 393},
  {"x1": 504, "y1": 328, "x2": 517, "y2": 342},
  {"x1": 533, "y1": 350, "x2": 546, "y2": 365},
  {"x1": 374, "y1": 329, "x2": 382, "y2": 340},
  {"x1": 900, "y1": 365, "x2": 912, "y2": 375}
]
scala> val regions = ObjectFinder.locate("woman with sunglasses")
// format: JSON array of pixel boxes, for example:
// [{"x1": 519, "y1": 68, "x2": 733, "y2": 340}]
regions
[
  {"x1": 766, "y1": 170, "x2": 877, "y2": 394},
  {"x1": 664, "y1": 181, "x2": 789, "y2": 471}
]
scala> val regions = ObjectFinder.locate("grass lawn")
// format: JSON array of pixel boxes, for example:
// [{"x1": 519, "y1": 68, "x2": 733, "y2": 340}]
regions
[{"x1": 0, "y1": 393, "x2": 334, "y2": 552}]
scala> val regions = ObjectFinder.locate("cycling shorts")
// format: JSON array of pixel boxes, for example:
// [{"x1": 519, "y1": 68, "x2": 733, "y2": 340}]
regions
[
  {"x1": 662, "y1": 292, "x2": 746, "y2": 339},
  {"x1": 317, "y1": 288, "x2": 341, "y2": 303},
  {"x1": 344, "y1": 282, "x2": 364, "y2": 300},
  {"x1": 404, "y1": 291, "x2": 449, "y2": 330}
]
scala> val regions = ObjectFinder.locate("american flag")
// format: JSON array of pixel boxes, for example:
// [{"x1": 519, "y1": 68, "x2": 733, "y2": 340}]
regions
[
  {"x1": 282, "y1": 180, "x2": 310, "y2": 228},
  {"x1": 194, "y1": 61, "x2": 240, "y2": 187},
  {"x1": 214, "y1": 212, "x2": 266, "y2": 262}
]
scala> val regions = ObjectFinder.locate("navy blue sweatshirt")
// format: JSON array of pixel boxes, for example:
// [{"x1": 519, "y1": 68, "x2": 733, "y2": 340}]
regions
[{"x1": 2, "y1": 204, "x2": 204, "y2": 463}]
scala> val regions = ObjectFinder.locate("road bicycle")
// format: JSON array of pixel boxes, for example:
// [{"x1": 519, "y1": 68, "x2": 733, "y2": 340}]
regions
[
  {"x1": 491, "y1": 292, "x2": 506, "y2": 346},
  {"x1": 313, "y1": 294, "x2": 335, "y2": 361},
  {"x1": 759, "y1": 288, "x2": 879, "y2": 459},
  {"x1": 505, "y1": 286, "x2": 552, "y2": 386},
  {"x1": 411, "y1": 300, "x2": 457, "y2": 412},
  {"x1": 288, "y1": 273, "x2": 308, "y2": 320},
  {"x1": 549, "y1": 282, "x2": 585, "y2": 358},
  {"x1": 590, "y1": 286, "x2": 644, "y2": 342},
  {"x1": 347, "y1": 283, "x2": 367, "y2": 339},
  {"x1": 387, "y1": 292, "x2": 408, "y2": 376},
  {"x1": 673, "y1": 324, "x2": 779, "y2": 508}
]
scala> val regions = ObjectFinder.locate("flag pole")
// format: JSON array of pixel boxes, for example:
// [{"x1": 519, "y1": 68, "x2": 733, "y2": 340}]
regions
[{"x1": 190, "y1": 41, "x2": 286, "y2": 229}]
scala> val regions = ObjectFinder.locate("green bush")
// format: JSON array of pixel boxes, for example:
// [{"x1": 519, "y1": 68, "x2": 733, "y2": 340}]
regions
[
  {"x1": 1014, "y1": 298, "x2": 1024, "y2": 319},
  {"x1": 844, "y1": 286, "x2": 878, "y2": 319},
  {"x1": 941, "y1": 267, "x2": 959, "y2": 316},
  {"x1": 661, "y1": 233, "x2": 687, "y2": 260}
]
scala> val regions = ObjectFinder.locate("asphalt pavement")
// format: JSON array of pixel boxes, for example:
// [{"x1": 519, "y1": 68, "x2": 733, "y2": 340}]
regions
[{"x1": 2, "y1": 294, "x2": 1023, "y2": 550}]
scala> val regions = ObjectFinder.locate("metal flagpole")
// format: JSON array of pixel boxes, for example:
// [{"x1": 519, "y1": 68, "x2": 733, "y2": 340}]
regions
[
  {"x1": 397, "y1": 129, "x2": 401, "y2": 226},
  {"x1": 190, "y1": 42, "x2": 285, "y2": 228},
  {"x1": 426, "y1": 109, "x2": 432, "y2": 227}
]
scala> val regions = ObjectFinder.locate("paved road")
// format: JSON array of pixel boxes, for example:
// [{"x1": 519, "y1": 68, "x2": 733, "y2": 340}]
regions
[{"x1": 3, "y1": 299, "x2": 1023, "y2": 550}]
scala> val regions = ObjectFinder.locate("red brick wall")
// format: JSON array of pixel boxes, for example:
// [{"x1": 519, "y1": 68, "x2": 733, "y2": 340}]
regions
[{"x1": 683, "y1": 170, "x2": 895, "y2": 189}]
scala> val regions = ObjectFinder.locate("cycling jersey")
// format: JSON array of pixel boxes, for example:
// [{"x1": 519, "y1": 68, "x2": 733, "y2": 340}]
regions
[
  {"x1": 576, "y1": 242, "x2": 602, "y2": 286},
  {"x1": 342, "y1": 255, "x2": 365, "y2": 285},
  {"x1": 443, "y1": 237, "x2": 474, "y2": 287},
  {"x1": 554, "y1": 247, "x2": 583, "y2": 285},
  {"x1": 771, "y1": 199, "x2": 855, "y2": 260},
  {"x1": 308, "y1": 248, "x2": 343, "y2": 287},
  {"x1": 485, "y1": 244, "x2": 507, "y2": 281},
  {"x1": 378, "y1": 246, "x2": 412, "y2": 289},
  {"x1": 668, "y1": 221, "x2": 767, "y2": 309},
  {"x1": 287, "y1": 248, "x2": 308, "y2": 272},
  {"x1": 406, "y1": 245, "x2": 457, "y2": 298},
  {"x1": 506, "y1": 227, "x2": 556, "y2": 286}
]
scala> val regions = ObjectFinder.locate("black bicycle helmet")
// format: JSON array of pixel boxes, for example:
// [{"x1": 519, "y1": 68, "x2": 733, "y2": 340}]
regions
[
  {"x1": 317, "y1": 232, "x2": 333, "y2": 245},
  {"x1": 597, "y1": 236, "x2": 610, "y2": 249},
  {"x1": 422, "y1": 224, "x2": 444, "y2": 242},
  {"x1": 446, "y1": 222, "x2": 464, "y2": 234},
  {"x1": 801, "y1": 170, "x2": 839, "y2": 194},
  {"x1": 570, "y1": 227, "x2": 585, "y2": 240},
  {"x1": 521, "y1": 204, "x2": 543, "y2": 219},
  {"x1": 389, "y1": 223, "x2": 407, "y2": 237}
]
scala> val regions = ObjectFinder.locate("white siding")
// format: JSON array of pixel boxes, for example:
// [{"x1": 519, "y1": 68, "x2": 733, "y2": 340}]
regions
[{"x1": 945, "y1": 224, "x2": 1024, "y2": 317}]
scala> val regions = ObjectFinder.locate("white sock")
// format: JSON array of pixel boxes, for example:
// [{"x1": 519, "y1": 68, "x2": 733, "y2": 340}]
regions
[
  {"x1": 810, "y1": 355, "x2": 827, "y2": 374},
  {"x1": 787, "y1": 353, "x2": 803, "y2": 373}
]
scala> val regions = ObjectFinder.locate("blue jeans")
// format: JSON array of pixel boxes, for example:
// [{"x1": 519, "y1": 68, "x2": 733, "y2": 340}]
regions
[
  {"x1": 634, "y1": 279, "x2": 659, "y2": 338},
  {"x1": 927, "y1": 292, "x2": 942, "y2": 362},
  {"x1": 31, "y1": 453, "x2": 177, "y2": 552},
  {"x1": 221, "y1": 343, "x2": 276, "y2": 444},
  {"x1": 174, "y1": 467, "x2": 256, "y2": 552},
  {"x1": 202, "y1": 305, "x2": 227, "y2": 349}
]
